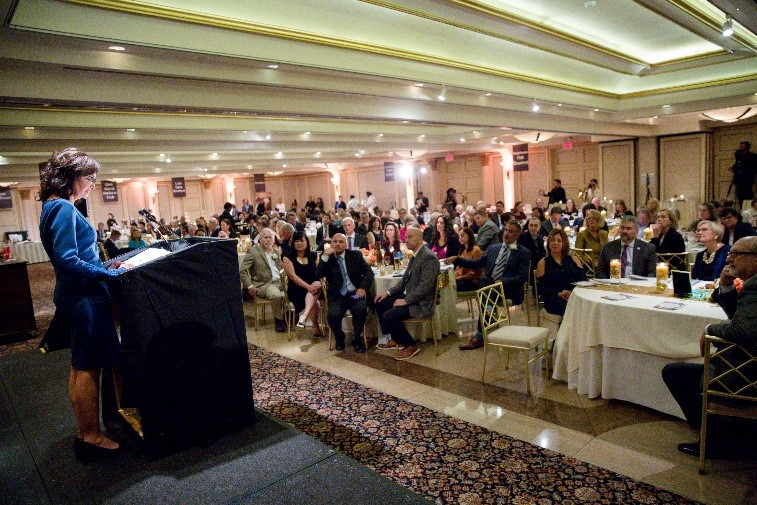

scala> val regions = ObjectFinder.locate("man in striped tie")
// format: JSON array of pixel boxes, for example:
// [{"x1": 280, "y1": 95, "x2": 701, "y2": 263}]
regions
[{"x1": 447, "y1": 222, "x2": 531, "y2": 350}]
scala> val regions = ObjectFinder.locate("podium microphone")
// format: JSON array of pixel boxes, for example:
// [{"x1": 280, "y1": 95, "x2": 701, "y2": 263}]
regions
[{"x1": 137, "y1": 209, "x2": 188, "y2": 251}]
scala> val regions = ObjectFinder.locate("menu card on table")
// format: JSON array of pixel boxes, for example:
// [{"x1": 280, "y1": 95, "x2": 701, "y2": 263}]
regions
[
  {"x1": 654, "y1": 301, "x2": 687, "y2": 311},
  {"x1": 600, "y1": 293, "x2": 636, "y2": 301}
]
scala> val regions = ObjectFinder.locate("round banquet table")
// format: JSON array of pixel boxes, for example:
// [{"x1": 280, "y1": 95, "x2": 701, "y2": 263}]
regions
[
  {"x1": 10, "y1": 241, "x2": 50, "y2": 264},
  {"x1": 552, "y1": 279, "x2": 727, "y2": 418}
]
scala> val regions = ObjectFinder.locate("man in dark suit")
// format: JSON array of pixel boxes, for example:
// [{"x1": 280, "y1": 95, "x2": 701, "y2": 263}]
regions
[
  {"x1": 374, "y1": 228, "x2": 440, "y2": 360},
  {"x1": 596, "y1": 216, "x2": 657, "y2": 278},
  {"x1": 103, "y1": 230, "x2": 121, "y2": 259},
  {"x1": 315, "y1": 213, "x2": 343, "y2": 245},
  {"x1": 540, "y1": 206, "x2": 570, "y2": 236},
  {"x1": 662, "y1": 237, "x2": 757, "y2": 457},
  {"x1": 517, "y1": 217, "x2": 546, "y2": 267},
  {"x1": 449, "y1": 221, "x2": 530, "y2": 350},
  {"x1": 342, "y1": 217, "x2": 368, "y2": 250},
  {"x1": 315, "y1": 233, "x2": 374, "y2": 352}
]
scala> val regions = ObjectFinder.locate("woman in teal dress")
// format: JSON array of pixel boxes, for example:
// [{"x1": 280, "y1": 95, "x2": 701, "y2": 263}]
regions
[{"x1": 39, "y1": 148, "x2": 126, "y2": 463}]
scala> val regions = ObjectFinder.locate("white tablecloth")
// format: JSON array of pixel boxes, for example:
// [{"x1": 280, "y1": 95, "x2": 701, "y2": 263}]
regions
[
  {"x1": 552, "y1": 280, "x2": 727, "y2": 418},
  {"x1": 363, "y1": 265, "x2": 458, "y2": 342},
  {"x1": 10, "y1": 241, "x2": 49, "y2": 264}
]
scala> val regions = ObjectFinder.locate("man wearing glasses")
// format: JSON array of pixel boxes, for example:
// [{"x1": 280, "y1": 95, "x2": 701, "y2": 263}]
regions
[{"x1": 662, "y1": 237, "x2": 757, "y2": 458}]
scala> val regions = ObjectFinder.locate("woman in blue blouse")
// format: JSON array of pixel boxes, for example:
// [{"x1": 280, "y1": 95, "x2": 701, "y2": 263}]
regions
[
  {"x1": 39, "y1": 148, "x2": 126, "y2": 463},
  {"x1": 127, "y1": 228, "x2": 146, "y2": 249},
  {"x1": 536, "y1": 228, "x2": 586, "y2": 316}
]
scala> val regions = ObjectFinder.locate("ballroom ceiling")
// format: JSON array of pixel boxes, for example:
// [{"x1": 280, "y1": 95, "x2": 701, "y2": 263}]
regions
[{"x1": 0, "y1": 0, "x2": 756, "y2": 183}]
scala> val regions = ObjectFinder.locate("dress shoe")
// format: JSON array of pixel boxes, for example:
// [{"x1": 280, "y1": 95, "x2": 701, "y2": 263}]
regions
[
  {"x1": 677, "y1": 440, "x2": 732, "y2": 459},
  {"x1": 74, "y1": 437, "x2": 125, "y2": 464},
  {"x1": 377, "y1": 339, "x2": 398, "y2": 350},
  {"x1": 353, "y1": 338, "x2": 366, "y2": 353},
  {"x1": 395, "y1": 345, "x2": 420, "y2": 360},
  {"x1": 335, "y1": 341, "x2": 346, "y2": 351},
  {"x1": 459, "y1": 338, "x2": 484, "y2": 350},
  {"x1": 274, "y1": 318, "x2": 287, "y2": 333}
]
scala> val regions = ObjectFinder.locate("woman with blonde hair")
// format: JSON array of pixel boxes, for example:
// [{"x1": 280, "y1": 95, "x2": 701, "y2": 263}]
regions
[
  {"x1": 691, "y1": 221, "x2": 729, "y2": 281},
  {"x1": 574, "y1": 209, "x2": 607, "y2": 257}
]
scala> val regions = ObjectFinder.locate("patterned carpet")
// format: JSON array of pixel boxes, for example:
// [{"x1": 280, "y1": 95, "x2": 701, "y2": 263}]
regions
[{"x1": 248, "y1": 344, "x2": 699, "y2": 505}]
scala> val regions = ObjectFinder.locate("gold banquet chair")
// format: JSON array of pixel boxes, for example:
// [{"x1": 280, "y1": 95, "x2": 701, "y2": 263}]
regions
[
  {"x1": 281, "y1": 275, "x2": 297, "y2": 341},
  {"x1": 657, "y1": 252, "x2": 690, "y2": 272},
  {"x1": 698, "y1": 335, "x2": 757, "y2": 474},
  {"x1": 476, "y1": 281, "x2": 550, "y2": 395},
  {"x1": 570, "y1": 248, "x2": 596, "y2": 278},
  {"x1": 456, "y1": 289, "x2": 478, "y2": 321},
  {"x1": 533, "y1": 270, "x2": 563, "y2": 327},
  {"x1": 321, "y1": 280, "x2": 369, "y2": 352},
  {"x1": 403, "y1": 271, "x2": 449, "y2": 356}
]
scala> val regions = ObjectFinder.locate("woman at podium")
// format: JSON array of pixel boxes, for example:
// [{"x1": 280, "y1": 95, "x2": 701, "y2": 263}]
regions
[{"x1": 39, "y1": 148, "x2": 127, "y2": 464}]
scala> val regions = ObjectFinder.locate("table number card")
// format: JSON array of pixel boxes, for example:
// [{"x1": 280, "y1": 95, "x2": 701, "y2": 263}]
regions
[
  {"x1": 654, "y1": 301, "x2": 687, "y2": 311},
  {"x1": 600, "y1": 293, "x2": 635, "y2": 301}
]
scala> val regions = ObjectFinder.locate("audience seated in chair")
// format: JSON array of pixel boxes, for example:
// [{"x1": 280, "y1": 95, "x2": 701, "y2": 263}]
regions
[
  {"x1": 455, "y1": 227, "x2": 484, "y2": 292},
  {"x1": 315, "y1": 233, "x2": 373, "y2": 352},
  {"x1": 692, "y1": 221, "x2": 730, "y2": 281},
  {"x1": 650, "y1": 208, "x2": 686, "y2": 271},
  {"x1": 662, "y1": 237, "x2": 757, "y2": 459},
  {"x1": 374, "y1": 228, "x2": 440, "y2": 360},
  {"x1": 282, "y1": 231, "x2": 323, "y2": 336},
  {"x1": 517, "y1": 217, "x2": 546, "y2": 271},
  {"x1": 103, "y1": 230, "x2": 121, "y2": 260},
  {"x1": 240, "y1": 228, "x2": 288, "y2": 333},
  {"x1": 596, "y1": 216, "x2": 657, "y2": 278},
  {"x1": 536, "y1": 229, "x2": 586, "y2": 317},
  {"x1": 448, "y1": 221, "x2": 530, "y2": 350}
]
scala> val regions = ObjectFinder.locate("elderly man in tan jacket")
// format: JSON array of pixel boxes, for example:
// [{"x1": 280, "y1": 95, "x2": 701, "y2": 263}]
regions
[{"x1": 240, "y1": 227, "x2": 287, "y2": 332}]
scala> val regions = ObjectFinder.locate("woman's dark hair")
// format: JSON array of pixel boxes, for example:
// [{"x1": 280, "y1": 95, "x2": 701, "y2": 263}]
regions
[
  {"x1": 532, "y1": 207, "x2": 546, "y2": 221},
  {"x1": 547, "y1": 228, "x2": 570, "y2": 258},
  {"x1": 459, "y1": 227, "x2": 475, "y2": 253},
  {"x1": 39, "y1": 148, "x2": 100, "y2": 201},
  {"x1": 369, "y1": 216, "x2": 382, "y2": 231},
  {"x1": 288, "y1": 230, "x2": 315, "y2": 261},
  {"x1": 500, "y1": 212, "x2": 513, "y2": 225},
  {"x1": 615, "y1": 199, "x2": 628, "y2": 212},
  {"x1": 718, "y1": 206, "x2": 742, "y2": 221},
  {"x1": 431, "y1": 215, "x2": 455, "y2": 246}
]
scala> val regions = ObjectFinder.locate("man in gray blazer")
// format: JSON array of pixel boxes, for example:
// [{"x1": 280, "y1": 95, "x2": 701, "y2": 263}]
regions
[
  {"x1": 474, "y1": 209, "x2": 500, "y2": 251},
  {"x1": 240, "y1": 228, "x2": 288, "y2": 332},
  {"x1": 375, "y1": 228, "x2": 440, "y2": 360},
  {"x1": 596, "y1": 216, "x2": 657, "y2": 278},
  {"x1": 662, "y1": 237, "x2": 757, "y2": 457}
]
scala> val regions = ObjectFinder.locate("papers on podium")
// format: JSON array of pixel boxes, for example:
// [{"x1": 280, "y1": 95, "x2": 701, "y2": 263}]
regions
[{"x1": 123, "y1": 247, "x2": 171, "y2": 268}]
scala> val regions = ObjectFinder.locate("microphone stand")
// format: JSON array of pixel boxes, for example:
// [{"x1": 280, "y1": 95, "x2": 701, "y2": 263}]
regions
[{"x1": 138, "y1": 209, "x2": 190, "y2": 252}]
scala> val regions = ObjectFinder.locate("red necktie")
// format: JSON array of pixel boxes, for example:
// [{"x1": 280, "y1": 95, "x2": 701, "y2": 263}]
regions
[{"x1": 621, "y1": 244, "x2": 629, "y2": 277}]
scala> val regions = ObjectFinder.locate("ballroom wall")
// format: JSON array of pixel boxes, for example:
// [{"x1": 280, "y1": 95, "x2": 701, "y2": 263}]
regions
[{"x1": 2, "y1": 124, "x2": 756, "y2": 242}]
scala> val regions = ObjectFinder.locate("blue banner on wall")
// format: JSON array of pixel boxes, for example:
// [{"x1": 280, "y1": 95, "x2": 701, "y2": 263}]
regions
[
  {"x1": 0, "y1": 188, "x2": 12, "y2": 209},
  {"x1": 101, "y1": 180, "x2": 118, "y2": 202},
  {"x1": 384, "y1": 162, "x2": 394, "y2": 182},
  {"x1": 513, "y1": 143, "x2": 529, "y2": 172},
  {"x1": 172, "y1": 177, "x2": 186, "y2": 197}
]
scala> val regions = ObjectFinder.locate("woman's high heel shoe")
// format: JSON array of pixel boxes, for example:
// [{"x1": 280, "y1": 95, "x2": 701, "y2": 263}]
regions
[{"x1": 74, "y1": 437, "x2": 124, "y2": 464}]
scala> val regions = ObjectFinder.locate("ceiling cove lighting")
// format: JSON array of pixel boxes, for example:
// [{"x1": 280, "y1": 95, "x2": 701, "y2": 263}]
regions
[
  {"x1": 437, "y1": 85, "x2": 447, "y2": 101},
  {"x1": 108, "y1": 45, "x2": 125, "y2": 51},
  {"x1": 722, "y1": 16, "x2": 733, "y2": 37},
  {"x1": 266, "y1": 63, "x2": 279, "y2": 69}
]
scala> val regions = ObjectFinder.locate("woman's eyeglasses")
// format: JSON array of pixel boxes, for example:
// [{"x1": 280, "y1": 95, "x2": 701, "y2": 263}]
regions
[{"x1": 84, "y1": 175, "x2": 97, "y2": 183}]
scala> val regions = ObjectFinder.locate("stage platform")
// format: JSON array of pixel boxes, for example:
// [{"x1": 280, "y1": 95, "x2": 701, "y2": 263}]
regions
[{"x1": 0, "y1": 348, "x2": 429, "y2": 505}]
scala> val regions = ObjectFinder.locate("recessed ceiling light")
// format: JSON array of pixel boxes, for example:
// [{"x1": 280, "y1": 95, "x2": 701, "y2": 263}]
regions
[
  {"x1": 652, "y1": 116, "x2": 658, "y2": 119},
  {"x1": 414, "y1": 83, "x2": 424, "y2": 87},
  {"x1": 276, "y1": 151, "x2": 283, "y2": 156},
  {"x1": 437, "y1": 85, "x2": 447, "y2": 101},
  {"x1": 531, "y1": 104, "x2": 540, "y2": 112},
  {"x1": 557, "y1": 103, "x2": 563, "y2": 107},
  {"x1": 473, "y1": 131, "x2": 479, "y2": 135},
  {"x1": 282, "y1": 164, "x2": 287, "y2": 168},
  {"x1": 662, "y1": 104, "x2": 671, "y2": 108},
  {"x1": 243, "y1": 130, "x2": 248, "y2": 133},
  {"x1": 267, "y1": 64, "x2": 279, "y2": 69},
  {"x1": 315, "y1": 152, "x2": 321, "y2": 155},
  {"x1": 420, "y1": 134, "x2": 425, "y2": 138},
  {"x1": 593, "y1": 108, "x2": 600, "y2": 112},
  {"x1": 159, "y1": 153, "x2": 165, "y2": 157},
  {"x1": 165, "y1": 158, "x2": 171, "y2": 163},
  {"x1": 126, "y1": 128, "x2": 135, "y2": 131},
  {"x1": 378, "y1": 133, "x2": 384, "y2": 136},
  {"x1": 460, "y1": 138, "x2": 465, "y2": 142},
  {"x1": 108, "y1": 45, "x2": 125, "y2": 51},
  {"x1": 485, "y1": 93, "x2": 492, "y2": 97},
  {"x1": 24, "y1": 126, "x2": 35, "y2": 130},
  {"x1": 355, "y1": 153, "x2": 360, "y2": 157},
  {"x1": 247, "y1": 165, "x2": 252, "y2": 169},
  {"x1": 211, "y1": 152, "x2": 218, "y2": 156},
  {"x1": 243, "y1": 172, "x2": 249, "y2": 175},
  {"x1": 304, "y1": 131, "x2": 310, "y2": 135},
  {"x1": 265, "y1": 133, "x2": 271, "y2": 140}
]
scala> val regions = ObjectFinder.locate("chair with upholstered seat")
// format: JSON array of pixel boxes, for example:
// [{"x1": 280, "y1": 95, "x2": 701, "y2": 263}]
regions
[
  {"x1": 403, "y1": 271, "x2": 449, "y2": 356},
  {"x1": 657, "y1": 252, "x2": 690, "y2": 272},
  {"x1": 476, "y1": 281, "x2": 550, "y2": 395},
  {"x1": 698, "y1": 335, "x2": 757, "y2": 474}
]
